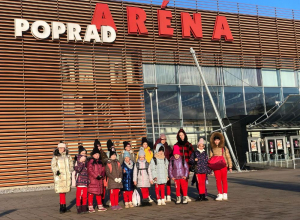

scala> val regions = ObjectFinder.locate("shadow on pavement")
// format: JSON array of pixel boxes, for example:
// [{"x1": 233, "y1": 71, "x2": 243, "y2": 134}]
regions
[
  {"x1": 67, "y1": 198, "x2": 76, "y2": 210},
  {"x1": 228, "y1": 177, "x2": 300, "y2": 193},
  {"x1": 0, "y1": 209, "x2": 17, "y2": 217}
]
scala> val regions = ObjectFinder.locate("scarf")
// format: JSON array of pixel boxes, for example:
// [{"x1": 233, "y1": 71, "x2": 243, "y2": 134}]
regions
[
  {"x1": 124, "y1": 160, "x2": 134, "y2": 169},
  {"x1": 197, "y1": 148, "x2": 205, "y2": 153}
]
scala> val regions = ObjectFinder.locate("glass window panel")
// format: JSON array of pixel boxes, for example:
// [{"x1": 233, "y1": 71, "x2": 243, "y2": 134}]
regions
[
  {"x1": 264, "y1": 87, "x2": 281, "y2": 111},
  {"x1": 243, "y1": 68, "x2": 262, "y2": 86},
  {"x1": 143, "y1": 64, "x2": 155, "y2": 84},
  {"x1": 181, "y1": 86, "x2": 202, "y2": 120},
  {"x1": 156, "y1": 64, "x2": 176, "y2": 84},
  {"x1": 205, "y1": 86, "x2": 224, "y2": 119},
  {"x1": 224, "y1": 87, "x2": 245, "y2": 117},
  {"x1": 283, "y1": 87, "x2": 299, "y2": 99},
  {"x1": 178, "y1": 66, "x2": 200, "y2": 85},
  {"x1": 262, "y1": 69, "x2": 278, "y2": 87},
  {"x1": 223, "y1": 68, "x2": 243, "y2": 86},
  {"x1": 244, "y1": 87, "x2": 265, "y2": 115},
  {"x1": 202, "y1": 67, "x2": 219, "y2": 85},
  {"x1": 280, "y1": 70, "x2": 296, "y2": 87}
]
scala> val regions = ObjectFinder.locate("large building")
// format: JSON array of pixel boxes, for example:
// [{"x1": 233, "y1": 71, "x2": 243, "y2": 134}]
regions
[{"x1": 0, "y1": 0, "x2": 299, "y2": 188}]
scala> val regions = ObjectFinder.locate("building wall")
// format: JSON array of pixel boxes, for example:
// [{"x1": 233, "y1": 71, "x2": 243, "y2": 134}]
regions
[{"x1": 0, "y1": 0, "x2": 299, "y2": 187}]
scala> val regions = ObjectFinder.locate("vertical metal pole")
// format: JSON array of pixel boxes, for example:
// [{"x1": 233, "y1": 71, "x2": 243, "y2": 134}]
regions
[
  {"x1": 190, "y1": 48, "x2": 241, "y2": 172},
  {"x1": 148, "y1": 91, "x2": 156, "y2": 146},
  {"x1": 154, "y1": 64, "x2": 161, "y2": 134},
  {"x1": 200, "y1": 78, "x2": 208, "y2": 151}
]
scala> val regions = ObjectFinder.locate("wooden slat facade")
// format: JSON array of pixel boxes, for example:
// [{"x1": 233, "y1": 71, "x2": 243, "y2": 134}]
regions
[{"x1": 0, "y1": 0, "x2": 299, "y2": 188}]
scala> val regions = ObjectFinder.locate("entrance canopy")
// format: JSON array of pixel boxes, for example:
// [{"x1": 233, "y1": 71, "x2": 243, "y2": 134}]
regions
[{"x1": 247, "y1": 95, "x2": 300, "y2": 130}]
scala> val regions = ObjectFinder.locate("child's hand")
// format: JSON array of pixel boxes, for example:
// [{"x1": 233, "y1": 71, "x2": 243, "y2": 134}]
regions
[
  {"x1": 153, "y1": 177, "x2": 157, "y2": 182},
  {"x1": 134, "y1": 181, "x2": 137, "y2": 186},
  {"x1": 182, "y1": 176, "x2": 186, "y2": 180},
  {"x1": 167, "y1": 177, "x2": 169, "y2": 181},
  {"x1": 150, "y1": 180, "x2": 154, "y2": 185},
  {"x1": 195, "y1": 158, "x2": 198, "y2": 161},
  {"x1": 172, "y1": 178, "x2": 175, "y2": 181},
  {"x1": 123, "y1": 169, "x2": 126, "y2": 173}
]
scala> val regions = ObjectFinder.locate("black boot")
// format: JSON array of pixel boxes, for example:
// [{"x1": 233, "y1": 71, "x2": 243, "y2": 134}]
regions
[
  {"x1": 195, "y1": 195, "x2": 201, "y2": 201},
  {"x1": 201, "y1": 194, "x2": 209, "y2": 201},
  {"x1": 63, "y1": 204, "x2": 70, "y2": 213},
  {"x1": 76, "y1": 206, "x2": 82, "y2": 214},
  {"x1": 81, "y1": 205, "x2": 88, "y2": 214},
  {"x1": 59, "y1": 204, "x2": 64, "y2": 214}
]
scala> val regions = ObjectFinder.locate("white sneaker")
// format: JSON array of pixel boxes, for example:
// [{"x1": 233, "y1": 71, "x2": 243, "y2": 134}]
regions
[
  {"x1": 186, "y1": 196, "x2": 192, "y2": 202},
  {"x1": 176, "y1": 196, "x2": 181, "y2": 204},
  {"x1": 223, "y1": 193, "x2": 228, "y2": 200},
  {"x1": 182, "y1": 196, "x2": 188, "y2": 204},
  {"x1": 215, "y1": 194, "x2": 223, "y2": 201},
  {"x1": 148, "y1": 196, "x2": 153, "y2": 203},
  {"x1": 157, "y1": 199, "x2": 162, "y2": 205},
  {"x1": 161, "y1": 199, "x2": 166, "y2": 205},
  {"x1": 166, "y1": 195, "x2": 171, "y2": 202}
]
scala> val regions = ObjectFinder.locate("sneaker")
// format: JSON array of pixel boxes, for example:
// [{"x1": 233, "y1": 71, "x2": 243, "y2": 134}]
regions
[
  {"x1": 125, "y1": 202, "x2": 129, "y2": 209},
  {"x1": 116, "y1": 205, "x2": 123, "y2": 210},
  {"x1": 129, "y1": 202, "x2": 134, "y2": 208},
  {"x1": 223, "y1": 193, "x2": 228, "y2": 201},
  {"x1": 182, "y1": 196, "x2": 188, "y2": 204},
  {"x1": 88, "y1": 206, "x2": 95, "y2": 213},
  {"x1": 148, "y1": 196, "x2": 153, "y2": 203},
  {"x1": 161, "y1": 199, "x2": 166, "y2": 205},
  {"x1": 186, "y1": 196, "x2": 192, "y2": 202},
  {"x1": 166, "y1": 195, "x2": 171, "y2": 202},
  {"x1": 97, "y1": 205, "x2": 107, "y2": 211},
  {"x1": 215, "y1": 194, "x2": 223, "y2": 201},
  {"x1": 157, "y1": 199, "x2": 162, "y2": 206},
  {"x1": 111, "y1": 206, "x2": 118, "y2": 211},
  {"x1": 176, "y1": 196, "x2": 181, "y2": 204}
]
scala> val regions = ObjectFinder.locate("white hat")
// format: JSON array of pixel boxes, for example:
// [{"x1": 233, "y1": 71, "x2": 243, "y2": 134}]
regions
[{"x1": 58, "y1": 143, "x2": 66, "y2": 148}]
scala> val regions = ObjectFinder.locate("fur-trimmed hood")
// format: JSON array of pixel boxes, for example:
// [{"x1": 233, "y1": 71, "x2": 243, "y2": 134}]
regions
[
  {"x1": 210, "y1": 132, "x2": 225, "y2": 148},
  {"x1": 53, "y1": 148, "x2": 69, "y2": 156},
  {"x1": 154, "y1": 143, "x2": 165, "y2": 159}
]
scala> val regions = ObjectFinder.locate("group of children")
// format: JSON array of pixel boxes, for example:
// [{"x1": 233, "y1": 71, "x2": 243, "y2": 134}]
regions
[{"x1": 51, "y1": 131, "x2": 230, "y2": 214}]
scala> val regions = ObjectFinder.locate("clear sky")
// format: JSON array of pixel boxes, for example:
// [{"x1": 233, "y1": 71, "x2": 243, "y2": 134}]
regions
[{"x1": 234, "y1": 0, "x2": 300, "y2": 10}]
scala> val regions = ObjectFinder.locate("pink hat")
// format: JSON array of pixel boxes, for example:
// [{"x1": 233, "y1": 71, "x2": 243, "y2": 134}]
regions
[
  {"x1": 173, "y1": 145, "x2": 180, "y2": 155},
  {"x1": 198, "y1": 138, "x2": 204, "y2": 146}
]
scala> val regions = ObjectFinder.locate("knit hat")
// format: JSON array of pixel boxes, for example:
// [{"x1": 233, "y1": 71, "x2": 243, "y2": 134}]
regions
[
  {"x1": 173, "y1": 145, "x2": 180, "y2": 155},
  {"x1": 107, "y1": 139, "x2": 114, "y2": 151},
  {"x1": 58, "y1": 143, "x2": 66, "y2": 148},
  {"x1": 109, "y1": 150, "x2": 117, "y2": 158},
  {"x1": 160, "y1": 133, "x2": 166, "y2": 140},
  {"x1": 78, "y1": 144, "x2": 86, "y2": 154},
  {"x1": 123, "y1": 141, "x2": 130, "y2": 149},
  {"x1": 138, "y1": 149, "x2": 145, "y2": 157},
  {"x1": 123, "y1": 151, "x2": 130, "y2": 159},
  {"x1": 198, "y1": 138, "x2": 205, "y2": 146},
  {"x1": 94, "y1": 139, "x2": 101, "y2": 148},
  {"x1": 141, "y1": 137, "x2": 148, "y2": 145},
  {"x1": 91, "y1": 146, "x2": 100, "y2": 156}
]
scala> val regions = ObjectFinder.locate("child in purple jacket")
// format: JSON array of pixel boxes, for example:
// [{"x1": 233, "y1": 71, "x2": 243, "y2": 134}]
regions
[{"x1": 74, "y1": 145, "x2": 88, "y2": 214}]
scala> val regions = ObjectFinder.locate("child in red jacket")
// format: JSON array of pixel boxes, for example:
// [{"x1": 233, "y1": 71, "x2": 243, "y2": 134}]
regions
[{"x1": 87, "y1": 147, "x2": 106, "y2": 213}]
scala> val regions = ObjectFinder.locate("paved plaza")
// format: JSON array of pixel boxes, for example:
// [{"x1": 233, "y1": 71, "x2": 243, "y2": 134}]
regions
[{"x1": 0, "y1": 169, "x2": 299, "y2": 220}]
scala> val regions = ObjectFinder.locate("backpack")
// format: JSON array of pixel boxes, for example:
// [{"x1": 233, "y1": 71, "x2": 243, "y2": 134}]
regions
[
  {"x1": 136, "y1": 161, "x2": 149, "y2": 176},
  {"x1": 153, "y1": 157, "x2": 167, "y2": 166}
]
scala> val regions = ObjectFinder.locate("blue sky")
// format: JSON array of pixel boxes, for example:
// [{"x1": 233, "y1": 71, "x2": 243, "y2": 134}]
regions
[{"x1": 235, "y1": 0, "x2": 300, "y2": 10}]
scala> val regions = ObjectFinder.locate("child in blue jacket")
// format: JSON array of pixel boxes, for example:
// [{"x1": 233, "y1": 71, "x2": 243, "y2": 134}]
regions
[{"x1": 122, "y1": 151, "x2": 135, "y2": 208}]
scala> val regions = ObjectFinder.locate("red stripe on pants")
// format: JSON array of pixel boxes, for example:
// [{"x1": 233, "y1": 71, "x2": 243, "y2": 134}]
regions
[
  {"x1": 59, "y1": 193, "x2": 66, "y2": 205},
  {"x1": 140, "y1": 188, "x2": 149, "y2": 199},
  {"x1": 110, "y1": 189, "x2": 120, "y2": 207},
  {"x1": 123, "y1": 190, "x2": 133, "y2": 203},
  {"x1": 155, "y1": 184, "x2": 165, "y2": 200},
  {"x1": 196, "y1": 174, "x2": 206, "y2": 194},
  {"x1": 88, "y1": 193, "x2": 102, "y2": 206},
  {"x1": 76, "y1": 187, "x2": 87, "y2": 206},
  {"x1": 214, "y1": 167, "x2": 228, "y2": 194},
  {"x1": 166, "y1": 179, "x2": 171, "y2": 196},
  {"x1": 175, "y1": 179, "x2": 187, "y2": 197}
]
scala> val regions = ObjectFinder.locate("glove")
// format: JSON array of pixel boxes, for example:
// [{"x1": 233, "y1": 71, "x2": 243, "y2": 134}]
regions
[
  {"x1": 118, "y1": 178, "x2": 122, "y2": 183},
  {"x1": 96, "y1": 175, "x2": 102, "y2": 180},
  {"x1": 56, "y1": 171, "x2": 60, "y2": 176},
  {"x1": 114, "y1": 178, "x2": 118, "y2": 183}
]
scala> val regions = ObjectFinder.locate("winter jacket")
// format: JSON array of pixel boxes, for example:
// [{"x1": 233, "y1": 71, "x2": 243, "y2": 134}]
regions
[
  {"x1": 74, "y1": 155, "x2": 88, "y2": 187},
  {"x1": 168, "y1": 155, "x2": 189, "y2": 180},
  {"x1": 105, "y1": 159, "x2": 123, "y2": 189},
  {"x1": 121, "y1": 160, "x2": 135, "y2": 191},
  {"x1": 189, "y1": 149, "x2": 211, "y2": 174},
  {"x1": 119, "y1": 150, "x2": 136, "y2": 164},
  {"x1": 150, "y1": 147, "x2": 169, "y2": 184},
  {"x1": 175, "y1": 129, "x2": 194, "y2": 168},
  {"x1": 136, "y1": 146, "x2": 153, "y2": 163},
  {"x1": 133, "y1": 159, "x2": 153, "y2": 188},
  {"x1": 154, "y1": 138, "x2": 172, "y2": 161},
  {"x1": 51, "y1": 149, "x2": 73, "y2": 194},
  {"x1": 87, "y1": 158, "x2": 106, "y2": 195},
  {"x1": 209, "y1": 132, "x2": 233, "y2": 169},
  {"x1": 87, "y1": 149, "x2": 108, "y2": 165}
]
